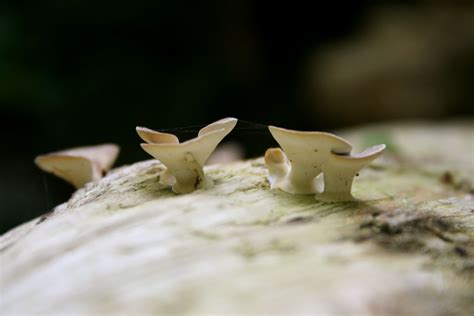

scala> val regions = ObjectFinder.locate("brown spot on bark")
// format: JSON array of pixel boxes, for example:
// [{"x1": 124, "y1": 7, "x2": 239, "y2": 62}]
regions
[
  {"x1": 455, "y1": 246, "x2": 468, "y2": 257},
  {"x1": 285, "y1": 216, "x2": 313, "y2": 225},
  {"x1": 440, "y1": 171, "x2": 453, "y2": 185}
]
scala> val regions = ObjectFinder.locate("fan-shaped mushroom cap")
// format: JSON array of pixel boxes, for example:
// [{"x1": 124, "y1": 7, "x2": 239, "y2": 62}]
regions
[
  {"x1": 330, "y1": 144, "x2": 386, "y2": 167},
  {"x1": 136, "y1": 127, "x2": 179, "y2": 144},
  {"x1": 198, "y1": 117, "x2": 238, "y2": 137},
  {"x1": 318, "y1": 144, "x2": 386, "y2": 202},
  {"x1": 268, "y1": 126, "x2": 352, "y2": 156},
  {"x1": 137, "y1": 118, "x2": 238, "y2": 194},
  {"x1": 268, "y1": 126, "x2": 352, "y2": 194},
  {"x1": 34, "y1": 144, "x2": 120, "y2": 189}
]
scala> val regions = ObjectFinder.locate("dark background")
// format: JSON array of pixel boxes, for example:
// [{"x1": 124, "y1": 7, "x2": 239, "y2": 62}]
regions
[{"x1": 1, "y1": 0, "x2": 473, "y2": 233}]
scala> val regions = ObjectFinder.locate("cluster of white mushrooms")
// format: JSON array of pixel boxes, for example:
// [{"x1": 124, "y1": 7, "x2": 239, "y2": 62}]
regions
[
  {"x1": 35, "y1": 117, "x2": 385, "y2": 202},
  {"x1": 265, "y1": 126, "x2": 385, "y2": 202}
]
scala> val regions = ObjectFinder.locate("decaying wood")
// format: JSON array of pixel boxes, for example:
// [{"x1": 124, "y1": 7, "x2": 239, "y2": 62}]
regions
[{"x1": 1, "y1": 121, "x2": 473, "y2": 315}]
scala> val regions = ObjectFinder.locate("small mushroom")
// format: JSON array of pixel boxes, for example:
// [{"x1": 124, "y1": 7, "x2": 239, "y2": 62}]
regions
[
  {"x1": 319, "y1": 144, "x2": 386, "y2": 202},
  {"x1": 266, "y1": 125, "x2": 385, "y2": 201},
  {"x1": 35, "y1": 144, "x2": 120, "y2": 189},
  {"x1": 264, "y1": 148, "x2": 290, "y2": 189},
  {"x1": 267, "y1": 126, "x2": 352, "y2": 194},
  {"x1": 137, "y1": 118, "x2": 237, "y2": 194}
]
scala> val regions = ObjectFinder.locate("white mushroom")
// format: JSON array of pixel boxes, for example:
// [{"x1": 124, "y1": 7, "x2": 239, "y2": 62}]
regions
[
  {"x1": 264, "y1": 148, "x2": 290, "y2": 190},
  {"x1": 266, "y1": 125, "x2": 385, "y2": 201},
  {"x1": 318, "y1": 144, "x2": 386, "y2": 202},
  {"x1": 267, "y1": 126, "x2": 352, "y2": 194},
  {"x1": 35, "y1": 144, "x2": 120, "y2": 189},
  {"x1": 137, "y1": 118, "x2": 238, "y2": 194}
]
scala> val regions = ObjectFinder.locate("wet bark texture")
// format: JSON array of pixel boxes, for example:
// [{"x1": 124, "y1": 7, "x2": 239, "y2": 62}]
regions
[{"x1": 1, "y1": 121, "x2": 473, "y2": 315}]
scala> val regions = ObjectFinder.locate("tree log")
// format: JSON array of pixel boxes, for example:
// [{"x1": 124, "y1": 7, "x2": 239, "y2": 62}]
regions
[{"x1": 1, "y1": 121, "x2": 473, "y2": 315}]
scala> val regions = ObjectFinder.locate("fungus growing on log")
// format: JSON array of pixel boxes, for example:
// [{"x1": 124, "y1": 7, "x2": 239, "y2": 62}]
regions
[
  {"x1": 264, "y1": 148, "x2": 291, "y2": 189},
  {"x1": 137, "y1": 117, "x2": 237, "y2": 194},
  {"x1": 320, "y1": 144, "x2": 385, "y2": 201},
  {"x1": 34, "y1": 144, "x2": 120, "y2": 188},
  {"x1": 266, "y1": 125, "x2": 385, "y2": 201}
]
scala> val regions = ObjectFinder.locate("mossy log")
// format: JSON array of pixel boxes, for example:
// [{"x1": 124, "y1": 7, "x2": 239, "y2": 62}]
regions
[{"x1": 1, "y1": 121, "x2": 473, "y2": 315}]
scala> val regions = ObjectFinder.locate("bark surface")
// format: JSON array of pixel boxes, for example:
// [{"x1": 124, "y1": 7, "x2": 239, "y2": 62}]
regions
[{"x1": 1, "y1": 121, "x2": 473, "y2": 315}]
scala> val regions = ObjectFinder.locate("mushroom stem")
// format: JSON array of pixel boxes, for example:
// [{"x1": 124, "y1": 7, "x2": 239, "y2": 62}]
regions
[
  {"x1": 170, "y1": 152, "x2": 209, "y2": 194},
  {"x1": 318, "y1": 171, "x2": 357, "y2": 202},
  {"x1": 264, "y1": 148, "x2": 290, "y2": 189},
  {"x1": 264, "y1": 148, "x2": 323, "y2": 194},
  {"x1": 286, "y1": 165, "x2": 323, "y2": 194},
  {"x1": 159, "y1": 169, "x2": 176, "y2": 186}
]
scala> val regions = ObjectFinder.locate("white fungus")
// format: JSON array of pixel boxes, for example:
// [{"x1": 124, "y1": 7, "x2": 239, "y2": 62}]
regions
[
  {"x1": 266, "y1": 125, "x2": 385, "y2": 201},
  {"x1": 137, "y1": 118, "x2": 237, "y2": 194},
  {"x1": 35, "y1": 144, "x2": 120, "y2": 189}
]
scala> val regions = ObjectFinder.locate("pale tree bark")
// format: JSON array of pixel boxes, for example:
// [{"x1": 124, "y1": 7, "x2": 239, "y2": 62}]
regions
[{"x1": 1, "y1": 121, "x2": 473, "y2": 315}]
